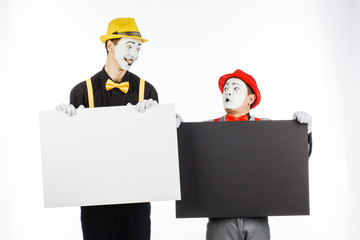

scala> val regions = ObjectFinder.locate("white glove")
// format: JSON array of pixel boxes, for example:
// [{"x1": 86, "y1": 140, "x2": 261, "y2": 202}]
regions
[
  {"x1": 293, "y1": 111, "x2": 312, "y2": 133},
  {"x1": 176, "y1": 113, "x2": 184, "y2": 128},
  {"x1": 127, "y1": 99, "x2": 158, "y2": 113},
  {"x1": 55, "y1": 103, "x2": 84, "y2": 117}
]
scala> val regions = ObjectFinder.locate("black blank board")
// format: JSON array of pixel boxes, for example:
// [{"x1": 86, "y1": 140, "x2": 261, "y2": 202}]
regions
[{"x1": 176, "y1": 120, "x2": 309, "y2": 218}]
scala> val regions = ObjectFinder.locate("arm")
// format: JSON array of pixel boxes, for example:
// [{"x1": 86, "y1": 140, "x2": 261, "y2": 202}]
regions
[
  {"x1": 293, "y1": 111, "x2": 312, "y2": 157},
  {"x1": 55, "y1": 82, "x2": 86, "y2": 117},
  {"x1": 70, "y1": 81, "x2": 88, "y2": 108}
]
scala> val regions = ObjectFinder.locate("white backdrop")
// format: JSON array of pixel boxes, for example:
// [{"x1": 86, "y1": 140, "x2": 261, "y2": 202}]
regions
[{"x1": 0, "y1": 0, "x2": 359, "y2": 239}]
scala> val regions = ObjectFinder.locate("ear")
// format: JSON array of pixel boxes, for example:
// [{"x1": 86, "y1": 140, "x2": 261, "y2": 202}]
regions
[
  {"x1": 248, "y1": 94, "x2": 256, "y2": 105},
  {"x1": 107, "y1": 40, "x2": 115, "y2": 54}
]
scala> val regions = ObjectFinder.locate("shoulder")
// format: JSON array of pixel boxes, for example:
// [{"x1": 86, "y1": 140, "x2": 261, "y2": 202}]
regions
[
  {"x1": 128, "y1": 72, "x2": 156, "y2": 89},
  {"x1": 70, "y1": 80, "x2": 87, "y2": 97},
  {"x1": 71, "y1": 71, "x2": 101, "y2": 95},
  {"x1": 210, "y1": 116, "x2": 225, "y2": 122},
  {"x1": 72, "y1": 70, "x2": 103, "y2": 92},
  {"x1": 70, "y1": 80, "x2": 88, "y2": 107},
  {"x1": 127, "y1": 71, "x2": 141, "y2": 82},
  {"x1": 129, "y1": 72, "x2": 158, "y2": 97},
  {"x1": 90, "y1": 70, "x2": 105, "y2": 89},
  {"x1": 250, "y1": 115, "x2": 271, "y2": 121},
  {"x1": 144, "y1": 80, "x2": 157, "y2": 92}
]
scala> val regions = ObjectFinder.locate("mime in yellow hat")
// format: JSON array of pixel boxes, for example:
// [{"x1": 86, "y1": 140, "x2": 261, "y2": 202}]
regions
[{"x1": 56, "y1": 18, "x2": 158, "y2": 240}]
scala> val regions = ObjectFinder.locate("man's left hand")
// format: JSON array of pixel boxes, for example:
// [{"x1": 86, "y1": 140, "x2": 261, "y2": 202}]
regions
[
  {"x1": 293, "y1": 111, "x2": 312, "y2": 133},
  {"x1": 127, "y1": 99, "x2": 158, "y2": 113}
]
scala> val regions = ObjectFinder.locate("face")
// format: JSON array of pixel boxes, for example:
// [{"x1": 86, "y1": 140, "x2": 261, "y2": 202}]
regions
[
  {"x1": 114, "y1": 37, "x2": 142, "y2": 71},
  {"x1": 222, "y1": 78, "x2": 248, "y2": 109}
]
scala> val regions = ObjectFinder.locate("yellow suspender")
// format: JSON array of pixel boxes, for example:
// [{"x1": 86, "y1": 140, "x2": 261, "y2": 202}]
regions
[
  {"x1": 86, "y1": 78, "x2": 94, "y2": 108},
  {"x1": 139, "y1": 78, "x2": 145, "y2": 102},
  {"x1": 85, "y1": 77, "x2": 145, "y2": 107}
]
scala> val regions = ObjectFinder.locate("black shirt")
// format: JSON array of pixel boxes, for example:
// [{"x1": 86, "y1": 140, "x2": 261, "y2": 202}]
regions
[{"x1": 70, "y1": 67, "x2": 158, "y2": 108}]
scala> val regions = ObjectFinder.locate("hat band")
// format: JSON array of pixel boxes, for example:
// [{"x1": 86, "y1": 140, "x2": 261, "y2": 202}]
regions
[{"x1": 112, "y1": 31, "x2": 142, "y2": 37}]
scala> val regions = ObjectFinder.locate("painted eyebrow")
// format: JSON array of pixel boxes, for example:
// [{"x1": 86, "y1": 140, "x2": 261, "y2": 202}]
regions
[
  {"x1": 126, "y1": 41, "x2": 136, "y2": 44},
  {"x1": 232, "y1": 83, "x2": 243, "y2": 87}
]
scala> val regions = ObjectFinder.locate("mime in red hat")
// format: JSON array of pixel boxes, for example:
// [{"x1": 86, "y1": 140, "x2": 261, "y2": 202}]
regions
[{"x1": 206, "y1": 69, "x2": 313, "y2": 240}]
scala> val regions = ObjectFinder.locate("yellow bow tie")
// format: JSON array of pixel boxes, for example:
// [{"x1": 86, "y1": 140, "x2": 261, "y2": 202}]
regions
[{"x1": 105, "y1": 79, "x2": 129, "y2": 93}]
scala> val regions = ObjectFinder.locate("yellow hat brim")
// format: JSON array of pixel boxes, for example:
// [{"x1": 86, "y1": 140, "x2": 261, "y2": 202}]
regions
[{"x1": 100, "y1": 34, "x2": 148, "y2": 43}]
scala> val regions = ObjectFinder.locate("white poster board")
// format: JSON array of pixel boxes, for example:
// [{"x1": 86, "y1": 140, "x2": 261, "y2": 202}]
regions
[{"x1": 39, "y1": 104, "x2": 181, "y2": 208}]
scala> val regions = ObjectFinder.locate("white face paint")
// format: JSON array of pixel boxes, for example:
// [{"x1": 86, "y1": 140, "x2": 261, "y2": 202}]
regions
[
  {"x1": 114, "y1": 37, "x2": 142, "y2": 71},
  {"x1": 222, "y1": 78, "x2": 248, "y2": 109}
]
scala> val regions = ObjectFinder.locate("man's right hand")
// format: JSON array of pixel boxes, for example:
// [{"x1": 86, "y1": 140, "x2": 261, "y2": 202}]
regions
[
  {"x1": 55, "y1": 104, "x2": 84, "y2": 117},
  {"x1": 176, "y1": 113, "x2": 183, "y2": 128}
]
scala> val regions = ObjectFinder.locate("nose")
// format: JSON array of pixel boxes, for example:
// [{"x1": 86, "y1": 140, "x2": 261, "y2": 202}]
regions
[{"x1": 130, "y1": 53, "x2": 137, "y2": 60}]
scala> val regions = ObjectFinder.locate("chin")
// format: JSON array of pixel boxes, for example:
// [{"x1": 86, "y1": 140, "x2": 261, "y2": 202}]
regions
[
  {"x1": 120, "y1": 62, "x2": 131, "y2": 71},
  {"x1": 224, "y1": 104, "x2": 239, "y2": 110}
]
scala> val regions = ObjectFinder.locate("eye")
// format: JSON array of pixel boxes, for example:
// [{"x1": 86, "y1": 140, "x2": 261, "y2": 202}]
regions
[
  {"x1": 224, "y1": 87, "x2": 228, "y2": 91},
  {"x1": 234, "y1": 87, "x2": 240, "y2": 91},
  {"x1": 127, "y1": 45, "x2": 132, "y2": 49}
]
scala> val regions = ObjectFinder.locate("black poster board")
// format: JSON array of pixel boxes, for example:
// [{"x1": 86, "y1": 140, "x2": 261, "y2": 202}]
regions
[{"x1": 176, "y1": 120, "x2": 309, "y2": 218}]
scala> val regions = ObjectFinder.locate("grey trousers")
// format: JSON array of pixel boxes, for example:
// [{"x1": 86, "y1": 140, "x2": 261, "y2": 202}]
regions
[{"x1": 206, "y1": 217, "x2": 270, "y2": 240}]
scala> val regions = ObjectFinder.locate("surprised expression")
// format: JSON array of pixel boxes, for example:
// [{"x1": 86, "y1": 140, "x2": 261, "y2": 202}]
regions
[{"x1": 222, "y1": 78, "x2": 248, "y2": 109}]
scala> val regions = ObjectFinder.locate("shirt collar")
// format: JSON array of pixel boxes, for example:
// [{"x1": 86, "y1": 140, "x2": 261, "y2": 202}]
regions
[
  {"x1": 100, "y1": 66, "x2": 130, "y2": 84},
  {"x1": 226, "y1": 113, "x2": 251, "y2": 121}
]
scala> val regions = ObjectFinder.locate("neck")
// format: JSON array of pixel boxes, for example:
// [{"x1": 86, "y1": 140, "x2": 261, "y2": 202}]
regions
[
  {"x1": 104, "y1": 55, "x2": 126, "y2": 82},
  {"x1": 225, "y1": 108, "x2": 250, "y2": 118}
]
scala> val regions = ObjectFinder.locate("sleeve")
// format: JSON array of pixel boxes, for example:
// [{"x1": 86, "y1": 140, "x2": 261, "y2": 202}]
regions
[
  {"x1": 308, "y1": 132, "x2": 312, "y2": 157},
  {"x1": 70, "y1": 81, "x2": 88, "y2": 108},
  {"x1": 144, "y1": 81, "x2": 159, "y2": 103}
]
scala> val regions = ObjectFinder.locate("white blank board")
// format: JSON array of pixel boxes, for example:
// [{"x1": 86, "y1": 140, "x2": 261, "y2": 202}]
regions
[{"x1": 39, "y1": 104, "x2": 180, "y2": 208}]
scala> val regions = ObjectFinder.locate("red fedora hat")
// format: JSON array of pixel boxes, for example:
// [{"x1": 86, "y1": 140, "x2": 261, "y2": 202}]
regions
[{"x1": 218, "y1": 69, "x2": 261, "y2": 109}]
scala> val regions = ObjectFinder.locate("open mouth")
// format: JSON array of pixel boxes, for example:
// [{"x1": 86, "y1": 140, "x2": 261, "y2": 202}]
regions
[
  {"x1": 124, "y1": 58, "x2": 134, "y2": 66},
  {"x1": 225, "y1": 98, "x2": 230, "y2": 102}
]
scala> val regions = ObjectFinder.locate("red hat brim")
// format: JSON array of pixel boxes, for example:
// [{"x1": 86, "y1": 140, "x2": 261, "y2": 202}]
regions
[{"x1": 218, "y1": 69, "x2": 261, "y2": 109}]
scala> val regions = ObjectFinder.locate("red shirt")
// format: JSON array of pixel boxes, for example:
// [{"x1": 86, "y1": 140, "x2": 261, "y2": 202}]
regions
[{"x1": 214, "y1": 114, "x2": 260, "y2": 122}]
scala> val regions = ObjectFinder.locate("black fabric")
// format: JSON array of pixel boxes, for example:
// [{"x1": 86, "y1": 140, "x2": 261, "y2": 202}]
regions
[
  {"x1": 70, "y1": 67, "x2": 158, "y2": 240},
  {"x1": 70, "y1": 67, "x2": 158, "y2": 108},
  {"x1": 81, "y1": 203, "x2": 151, "y2": 240}
]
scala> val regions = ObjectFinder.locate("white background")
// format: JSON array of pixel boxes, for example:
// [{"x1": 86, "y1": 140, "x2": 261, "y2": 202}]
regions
[{"x1": 0, "y1": 0, "x2": 359, "y2": 239}]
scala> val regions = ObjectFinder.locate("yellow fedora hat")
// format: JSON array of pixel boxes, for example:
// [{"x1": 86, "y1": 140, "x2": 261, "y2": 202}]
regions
[{"x1": 100, "y1": 18, "x2": 148, "y2": 43}]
